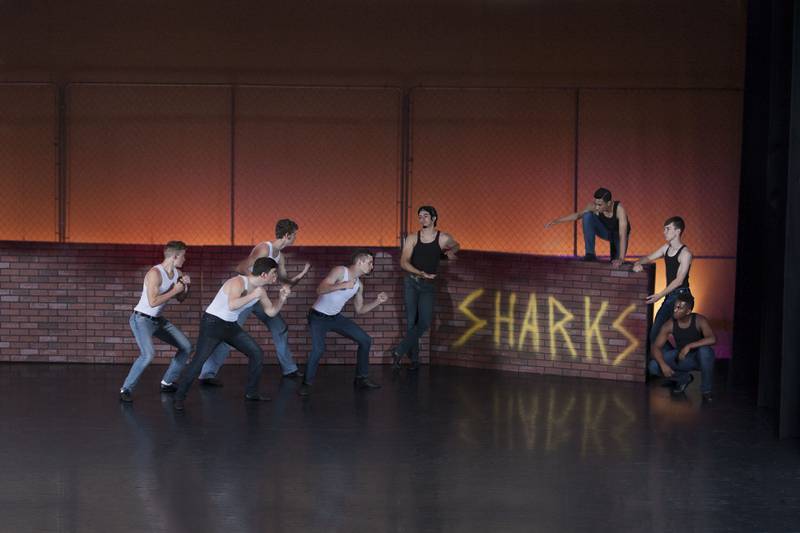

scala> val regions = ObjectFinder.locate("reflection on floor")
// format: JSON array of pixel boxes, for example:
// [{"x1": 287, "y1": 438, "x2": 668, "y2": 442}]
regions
[{"x1": 0, "y1": 363, "x2": 797, "y2": 533}]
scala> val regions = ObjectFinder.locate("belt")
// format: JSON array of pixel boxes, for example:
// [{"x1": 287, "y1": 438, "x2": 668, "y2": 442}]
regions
[
  {"x1": 134, "y1": 310, "x2": 161, "y2": 320},
  {"x1": 309, "y1": 308, "x2": 336, "y2": 318}
]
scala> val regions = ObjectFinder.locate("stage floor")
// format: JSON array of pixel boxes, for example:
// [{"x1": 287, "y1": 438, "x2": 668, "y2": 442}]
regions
[{"x1": 0, "y1": 363, "x2": 797, "y2": 533}]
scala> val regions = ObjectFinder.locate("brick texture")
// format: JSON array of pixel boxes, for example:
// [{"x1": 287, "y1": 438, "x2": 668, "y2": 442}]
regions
[{"x1": 0, "y1": 242, "x2": 653, "y2": 382}]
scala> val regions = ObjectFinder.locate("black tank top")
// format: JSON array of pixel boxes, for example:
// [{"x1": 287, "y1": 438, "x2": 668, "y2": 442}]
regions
[
  {"x1": 410, "y1": 231, "x2": 442, "y2": 275},
  {"x1": 664, "y1": 245, "x2": 690, "y2": 290},
  {"x1": 672, "y1": 314, "x2": 703, "y2": 351},
  {"x1": 598, "y1": 201, "x2": 631, "y2": 235}
]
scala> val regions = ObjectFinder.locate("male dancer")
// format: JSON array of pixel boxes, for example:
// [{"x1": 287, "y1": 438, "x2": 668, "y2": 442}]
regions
[
  {"x1": 298, "y1": 249, "x2": 388, "y2": 396},
  {"x1": 173, "y1": 257, "x2": 290, "y2": 411},
  {"x1": 648, "y1": 292, "x2": 716, "y2": 402},
  {"x1": 545, "y1": 187, "x2": 631, "y2": 266},
  {"x1": 198, "y1": 219, "x2": 310, "y2": 385},
  {"x1": 120, "y1": 241, "x2": 191, "y2": 403},
  {"x1": 633, "y1": 216, "x2": 693, "y2": 346},
  {"x1": 390, "y1": 205, "x2": 459, "y2": 370}
]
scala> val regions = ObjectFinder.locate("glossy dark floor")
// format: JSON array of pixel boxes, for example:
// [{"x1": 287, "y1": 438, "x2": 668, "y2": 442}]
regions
[{"x1": 0, "y1": 363, "x2": 798, "y2": 533}]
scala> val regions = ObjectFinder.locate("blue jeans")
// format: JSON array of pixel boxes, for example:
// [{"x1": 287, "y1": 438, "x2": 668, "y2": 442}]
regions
[
  {"x1": 395, "y1": 274, "x2": 436, "y2": 363},
  {"x1": 122, "y1": 313, "x2": 192, "y2": 392},
  {"x1": 199, "y1": 305, "x2": 298, "y2": 378},
  {"x1": 176, "y1": 313, "x2": 265, "y2": 399},
  {"x1": 582, "y1": 212, "x2": 622, "y2": 258},
  {"x1": 305, "y1": 309, "x2": 371, "y2": 384},
  {"x1": 648, "y1": 346, "x2": 715, "y2": 393},
  {"x1": 650, "y1": 287, "x2": 692, "y2": 345}
]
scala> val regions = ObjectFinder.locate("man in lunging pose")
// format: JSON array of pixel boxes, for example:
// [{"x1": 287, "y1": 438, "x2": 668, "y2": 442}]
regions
[
  {"x1": 199, "y1": 219, "x2": 310, "y2": 385},
  {"x1": 298, "y1": 249, "x2": 388, "y2": 396},
  {"x1": 120, "y1": 241, "x2": 192, "y2": 403},
  {"x1": 390, "y1": 205, "x2": 459, "y2": 370},
  {"x1": 173, "y1": 257, "x2": 290, "y2": 411}
]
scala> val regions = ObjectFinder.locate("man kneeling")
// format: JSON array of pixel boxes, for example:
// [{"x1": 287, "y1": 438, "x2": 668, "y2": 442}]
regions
[{"x1": 648, "y1": 292, "x2": 716, "y2": 402}]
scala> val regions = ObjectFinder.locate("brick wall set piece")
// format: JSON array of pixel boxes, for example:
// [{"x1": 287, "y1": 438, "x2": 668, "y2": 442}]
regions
[{"x1": 0, "y1": 242, "x2": 653, "y2": 382}]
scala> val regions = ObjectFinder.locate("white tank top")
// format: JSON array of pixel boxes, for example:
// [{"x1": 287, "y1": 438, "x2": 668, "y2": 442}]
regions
[
  {"x1": 205, "y1": 275, "x2": 260, "y2": 322},
  {"x1": 134, "y1": 264, "x2": 180, "y2": 317},
  {"x1": 312, "y1": 267, "x2": 360, "y2": 316},
  {"x1": 249, "y1": 241, "x2": 281, "y2": 272}
]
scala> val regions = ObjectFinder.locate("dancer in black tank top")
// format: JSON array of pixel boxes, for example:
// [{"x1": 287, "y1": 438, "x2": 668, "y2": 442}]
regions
[
  {"x1": 647, "y1": 292, "x2": 716, "y2": 401},
  {"x1": 391, "y1": 206, "x2": 460, "y2": 370},
  {"x1": 633, "y1": 216, "x2": 694, "y2": 345},
  {"x1": 545, "y1": 187, "x2": 631, "y2": 266}
]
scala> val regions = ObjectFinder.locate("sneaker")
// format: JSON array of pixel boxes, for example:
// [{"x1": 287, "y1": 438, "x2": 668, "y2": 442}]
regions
[
  {"x1": 297, "y1": 382, "x2": 312, "y2": 397},
  {"x1": 389, "y1": 349, "x2": 403, "y2": 370},
  {"x1": 671, "y1": 373, "x2": 694, "y2": 394},
  {"x1": 119, "y1": 389, "x2": 133, "y2": 403},
  {"x1": 583, "y1": 253, "x2": 597, "y2": 262},
  {"x1": 408, "y1": 361, "x2": 420, "y2": 371},
  {"x1": 702, "y1": 392, "x2": 713, "y2": 404},
  {"x1": 199, "y1": 377, "x2": 224, "y2": 387},
  {"x1": 353, "y1": 376, "x2": 381, "y2": 390},
  {"x1": 283, "y1": 369, "x2": 304, "y2": 379},
  {"x1": 160, "y1": 381, "x2": 178, "y2": 393},
  {"x1": 244, "y1": 393, "x2": 271, "y2": 402}
]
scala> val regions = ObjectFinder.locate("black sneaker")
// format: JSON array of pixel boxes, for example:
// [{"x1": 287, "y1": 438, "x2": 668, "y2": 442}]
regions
[
  {"x1": 702, "y1": 392, "x2": 713, "y2": 404},
  {"x1": 160, "y1": 382, "x2": 178, "y2": 393},
  {"x1": 408, "y1": 361, "x2": 420, "y2": 371},
  {"x1": 583, "y1": 253, "x2": 597, "y2": 262},
  {"x1": 119, "y1": 389, "x2": 133, "y2": 403},
  {"x1": 671, "y1": 373, "x2": 694, "y2": 394},
  {"x1": 283, "y1": 369, "x2": 304, "y2": 379},
  {"x1": 354, "y1": 377, "x2": 381, "y2": 390},
  {"x1": 297, "y1": 382, "x2": 312, "y2": 396},
  {"x1": 244, "y1": 393, "x2": 271, "y2": 402},
  {"x1": 389, "y1": 349, "x2": 403, "y2": 370},
  {"x1": 199, "y1": 377, "x2": 224, "y2": 387}
]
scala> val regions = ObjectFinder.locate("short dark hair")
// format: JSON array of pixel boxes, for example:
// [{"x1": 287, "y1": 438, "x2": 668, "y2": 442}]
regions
[
  {"x1": 252, "y1": 257, "x2": 278, "y2": 276},
  {"x1": 350, "y1": 248, "x2": 373, "y2": 265},
  {"x1": 275, "y1": 219, "x2": 299, "y2": 239},
  {"x1": 593, "y1": 188, "x2": 612, "y2": 202},
  {"x1": 164, "y1": 241, "x2": 187, "y2": 257},
  {"x1": 418, "y1": 205, "x2": 438, "y2": 226},
  {"x1": 664, "y1": 216, "x2": 685, "y2": 233},
  {"x1": 676, "y1": 292, "x2": 695, "y2": 309}
]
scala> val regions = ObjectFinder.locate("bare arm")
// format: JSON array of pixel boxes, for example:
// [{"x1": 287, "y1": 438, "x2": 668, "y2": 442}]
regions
[
  {"x1": 545, "y1": 203, "x2": 593, "y2": 228},
  {"x1": 440, "y1": 232, "x2": 460, "y2": 259},
  {"x1": 678, "y1": 315, "x2": 716, "y2": 360},
  {"x1": 613, "y1": 204, "x2": 629, "y2": 266},
  {"x1": 144, "y1": 268, "x2": 185, "y2": 308},
  {"x1": 399, "y1": 234, "x2": 435, "y2": 279},
  {"x1": 353, "y1": 282, "x2": 388, "y2": 315},
  {"x1": 278, "y1": 254, "x2": 311, "y2": 286},
  {"x1": 259, "y1": 285, "x2": 291, "y2": 317},
  {"x1": 651, "y1": 321, "x2": 675, "y2": 377},
  {"x1": 226, "y1": 277, "x2": 264, "y2": 310},
  {"x1": 632, "y1": 244, "x2": 668, "y2": 272},
  {"x1": 316, "y1": 267, "x2": 356, "y2": 295},
  {"x1": 235, "y1": 243, "x2": 269, "y2": 275},
  {"x1": 646, "y1": 248, "x2": 692, "y2": 304}
]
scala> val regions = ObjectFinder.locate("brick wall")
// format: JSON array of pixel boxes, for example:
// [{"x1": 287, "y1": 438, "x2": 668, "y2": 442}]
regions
[{"x1": 0, "y1": 242, "x2": 653, "y2": 381}]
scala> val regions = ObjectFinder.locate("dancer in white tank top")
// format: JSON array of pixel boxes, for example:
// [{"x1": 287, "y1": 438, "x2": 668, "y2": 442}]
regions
[
  {"x1": 199, "y1": 218, "x2": 311, "y2": 385},
  {"x1": 173, "y1": 257, "x2": 291, "y2": 411},
  {"x1": 120, "y1": 241, "x2": 192, "y2": 403},
  {"x1": 298, "y1": 249, "x2": 389, "y2": 396}
]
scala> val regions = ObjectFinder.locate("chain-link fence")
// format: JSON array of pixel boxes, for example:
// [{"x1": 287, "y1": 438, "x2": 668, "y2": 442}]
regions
[{"x1": 0, "y1": 83, "x2": 58, "y2": 242}]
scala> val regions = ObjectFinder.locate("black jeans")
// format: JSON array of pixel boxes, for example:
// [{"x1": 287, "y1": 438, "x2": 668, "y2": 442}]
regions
[
  {"x1": 175, "y1": 313, "x2": 264, "y2": 400},
  {"x1": 395, "y1": 274, "x2": 436, "y2": 363}
]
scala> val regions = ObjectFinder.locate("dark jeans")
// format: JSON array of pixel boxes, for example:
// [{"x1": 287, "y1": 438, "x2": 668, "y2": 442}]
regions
[
  {"x1": 395, "y1": 274, "x2": 436, "y2": 362},
  {"x1": 650, "y1": 287, "x2": 692, "y2": 346},
  {"x1": 305, "y1": 309, "x2": 371, "y2": 384},
  {"x1": 648, "y1": 346, "x2": 715, "y2": 393},
  {"x1": 582, "y1": 212, "x2": 624, "y2": 259},
  {"x1": 175, "y1": 313, "x2": 264, "y2": 400}
]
